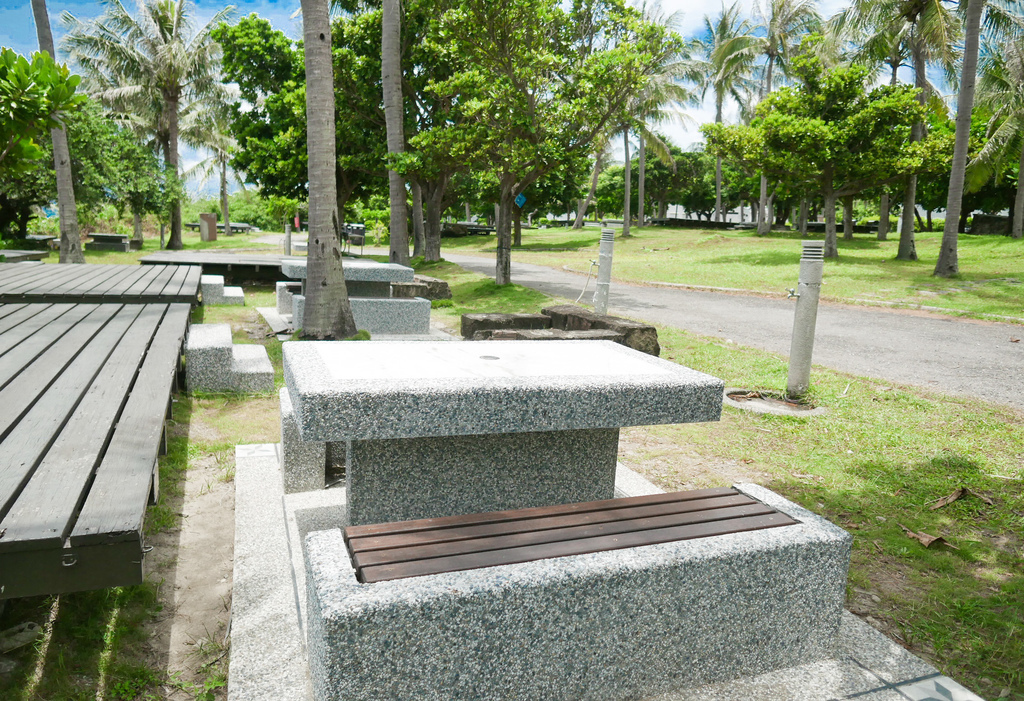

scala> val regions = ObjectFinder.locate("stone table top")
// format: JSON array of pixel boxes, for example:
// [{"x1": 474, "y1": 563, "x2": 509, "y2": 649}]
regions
[
  {"x1": 280, "y1": 258, "x2": 415, "y2": 283},
  {"x1": 283, "y1": 340, "x2": 724, "y2": 441}
]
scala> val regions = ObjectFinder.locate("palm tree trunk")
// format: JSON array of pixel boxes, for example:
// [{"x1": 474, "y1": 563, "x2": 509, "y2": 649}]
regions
[
  {"x1": 936, "y1": 0, "x2": 985, "y2": 276},
  {"x1": 496, "y1": 175, "x2": 515, "y2": 285},
  {"x1": 423, "y1": 177, "x2": 445, "y2": 262},
  {"x1": 824, "y1": 191, "x2": 839, "y2": 258},
  {"x1": 382, "y1": 0, "x2": 409, "y2": 265},
  {"x1": 300, "y1": 0, "x2": 356, "y2": 338},
  {"x1": 842, "y1": 195, "x2": 854, "y2": 240},
  {"x1": 898, "y1": 34, "x2": 927, "y2": 261},
  {"x1": 411, "y1": 179, "x2": 425, "y2": 257},
  {"x1": 573, "y1": 152, "x2": 602, "y2": 229},
  {"x1": 622, "y1": 131, "x2": 632, "y2": 238},
  {"x1": 878, "y1": 193, "x2": 890, "y2": 241},
  {"x1": 32, "y1": 0, "x2": 84, "y2": 264},
  {"x1": 637, "y1": 135, "x2": 646, "y2": 228},
  {"x1": 1013, "y1": 143, "x2": 1024, "y2": 239},
  {"x1": 166, "y1": 98, "x2": 184, "y2": 250},
  {"x1": 221, "y1": 159, "x2": 231, "y2": 236}
]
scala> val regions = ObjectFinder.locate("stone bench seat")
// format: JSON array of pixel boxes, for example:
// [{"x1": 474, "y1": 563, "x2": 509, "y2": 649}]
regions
[
  {"x1": 343, "y1": 487, "x2": 797, "y2": 583},
  {"x1": 305, "y1": 483, "x2": 852, "y2": 700}
]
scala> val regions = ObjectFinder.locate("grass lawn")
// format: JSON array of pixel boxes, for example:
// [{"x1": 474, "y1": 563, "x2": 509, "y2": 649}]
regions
[
  {"x1": 439, "y1": 225, "x2": 1024, "y2": 322},
  {"x1": 36, "y1": 229, "x2": 281, "y2": 267}
]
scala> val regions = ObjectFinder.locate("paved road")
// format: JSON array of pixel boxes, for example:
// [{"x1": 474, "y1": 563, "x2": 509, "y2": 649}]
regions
[{"x1": 443, "y1": 253, "x2": 1024, "y2": 412}]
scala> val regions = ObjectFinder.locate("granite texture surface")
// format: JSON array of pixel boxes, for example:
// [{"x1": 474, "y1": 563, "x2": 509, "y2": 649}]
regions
[
  {"x1": 304, "y1": 482, "x2": 852, "y2": 701},
  {"x1": 349, "y1": 297, "x2": 430, "y2": 335},
  {"x1": 185, "y1": 323, "x2": 234, "y2": 392},
  {"x1": 461, "y1": 312, "x2": 552, "y2": 338},
  {"x1": 390, "y1": 282, "x2": 429, "y2": 299},
  {"x1": 345, "y1": 428, "x2": 619, "y2": 525},
  {"x1": 230, "y1": 345, "x2": 275, "y2": 392},
  {"x1": 283, "y1": 340, "x2": 724, "y2": 442},
  {"x1": 201, "y1": 274, "x2": 244, "y2": 305},
  {"x1": 281, "y1": 388, "x2": 327, "y2": 493},
  {"x1": 292, "y1": 294, "x2": 305, "y2": 330},
  {"x1": 280, "y1": 258, "x2": 415, "y2": 283},
  {"x1": 277, "y1": 281, "x2": 301, "y2": 314},
  {"x1": 345, "y1": 280, "x2": 391, "y2": 298}
]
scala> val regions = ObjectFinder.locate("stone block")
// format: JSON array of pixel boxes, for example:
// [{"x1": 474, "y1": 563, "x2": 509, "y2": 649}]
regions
[
  {"x1": 199, "y1": 213, "x2": 217, "y2": 242},
  {"x1": 292, "y1": 294, "x2": 306, "y2": 330},
  {"x1": 201, "y1": 274, "x2": 225, "y2": 304},
  {"x1": 349, "y1": 297, "x2": 430, "y2": 335},
  {"x1": 280, "y1": 388, "x2": 326, "y2": 494},
  {"x1": 413, "y1": 274, "x2": 452, "y2": 300},
  {"x1": 345, "y1": 281, "x2": 391, "y2": 298},
  {"x1": 345, "y1": 428, "x2": 618, "y2": 525},
  {"x1": 304, "y1": 483, "x2": 851, "y2": 701},
  {"x1": 222, "y1": 286, "x2": 245, "y2": 306},
  {"x1": 276, "y1": 281, "x2": 302, "y2": 314},
  {"x1": 461, "y1": 312, "x2": 552, "y2": 338},
  {"x1": 542, "y1": 304, "x2": 661, "y2": 356},
  {"x1": 185, "y1": 324, "x2": 234, "y2": 392},
  {"x1": 389, "y1": 282, "x2": 430, "y2": 299},
  {"x1": 230, "y1": 344, "x2": 274, "y2": 392},
  {"x1": 476, "y1": 328, "x2": 624, "y2": 343}
]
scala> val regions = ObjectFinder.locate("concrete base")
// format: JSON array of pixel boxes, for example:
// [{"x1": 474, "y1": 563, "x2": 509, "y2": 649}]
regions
[
  {"x1": 349, "y1": 297, "x2": 430, "y2": 335},
  {"x1": 229, "y1": 447, "x2": 981, "y2": 701},
  {"x1": 281, "y1": 388, "x2": 326, "y2": 494},
  {"x1": 202, "y1": 274, "x2": 245, "y2": 305},
  {"x1": 231, "y1": 345, "x2": 275, "y2": 392},
  {"x1": 292, "y1": 295, "x2": 305, "y2": 331},
  {"x1": 185, "y1": 324, "x2": 274, "y2": 393},
  {"x1": 85, "y1": 241, "x2": 130, "y2": 252}
]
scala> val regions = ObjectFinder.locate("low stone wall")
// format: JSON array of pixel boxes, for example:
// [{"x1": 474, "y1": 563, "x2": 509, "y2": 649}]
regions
[
  {"x1": 461, "y1": 312, "x2": 551, "y2": 338},
  {"x1": 413, "y1": 274, "x2": 452, "y2": 300},
  {"x1": 305, "y1": 483, "x2": 851, "y2": 700}
]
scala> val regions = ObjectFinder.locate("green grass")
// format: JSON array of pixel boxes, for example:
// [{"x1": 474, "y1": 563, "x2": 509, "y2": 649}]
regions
[{"x1": 439, "y1": 226, "x2": 1024, "y2": 321}]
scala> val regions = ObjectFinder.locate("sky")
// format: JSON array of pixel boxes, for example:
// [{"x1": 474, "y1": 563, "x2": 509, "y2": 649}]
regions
[{"x1": 4, "y1": 0, "x2": 867, "y2": 192}]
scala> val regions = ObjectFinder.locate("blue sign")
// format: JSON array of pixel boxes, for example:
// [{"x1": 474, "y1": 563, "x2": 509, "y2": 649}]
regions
[{"x1": 515, "y1": 193, "x2": 526, "y2": 208}]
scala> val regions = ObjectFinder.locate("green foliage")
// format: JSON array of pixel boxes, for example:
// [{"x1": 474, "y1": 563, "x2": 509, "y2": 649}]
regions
[{"x1": 0, "y1": 47, "x2": 84, "y2": 174}]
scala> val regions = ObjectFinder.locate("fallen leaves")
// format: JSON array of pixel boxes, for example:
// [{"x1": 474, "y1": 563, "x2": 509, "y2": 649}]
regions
[
  {"x1": 899, "y1": 523, "x2": 959, "y2": 550},
  {"x1": 930, "y1": 486, "x2": 994, "y2": 510},
  {"x1": 1011, "y1": 337, "x2": 1020, "y2": 343}
]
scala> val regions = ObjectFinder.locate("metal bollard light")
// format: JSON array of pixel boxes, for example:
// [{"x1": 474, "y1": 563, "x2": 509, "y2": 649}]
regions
[
  {"x1": 786, "y1": 240, "x2": 825, "y2": 397},
  {"x1": 592, "y1": 228, "x2": 616, "y2": 314}
]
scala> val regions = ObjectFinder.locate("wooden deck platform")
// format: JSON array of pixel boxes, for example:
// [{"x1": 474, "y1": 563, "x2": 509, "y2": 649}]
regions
[
  {"x1": 0, "y1": 263, "x2": 200, "y2": 304},
  {"x1": 0, "y1": 302, "x2": 191, "y2": 599},
  {"x1": 0, "y1": 250, "x2": 50, "y2": 263},
  {"x1": 139, "y1": 251, "x2": 290, "y2": 282}
]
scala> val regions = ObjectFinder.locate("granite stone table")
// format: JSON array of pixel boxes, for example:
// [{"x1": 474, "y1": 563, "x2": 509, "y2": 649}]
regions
[
  {"x1": 279, "y1": 258, "x2": 429, "y2": 334},
  {"x1": 282, "y1": 339, "x2": 724, "y2": 524}
]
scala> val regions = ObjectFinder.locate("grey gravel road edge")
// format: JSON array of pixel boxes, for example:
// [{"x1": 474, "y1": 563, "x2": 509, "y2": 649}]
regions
[{"x1": 442, "y1": 252, "x2": 1024, "y2": 413}]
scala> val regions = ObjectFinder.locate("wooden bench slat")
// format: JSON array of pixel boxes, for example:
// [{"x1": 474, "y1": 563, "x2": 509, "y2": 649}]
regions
[
  {"x1": 131, "y1": 265, "x2": 177, "y2": 299},
  {"x1": 357, "y1": 512, "x2": 798, "y2": 583},
  {"x1": 0, "y1": 303, "x2": 57, "y2": 340},
  {"x1": 351, "y1": 502, "x2": 778, "y2": 570},
  {"x1": 69, "y1": 263, "x2": 140, "y2": 296},
  {"x1": 0, "y1": 266, "x2": 49, "y2": 288},
  {"x1": 0, "y1": 303, "x2": 28, "y2": 322},
  {"x1": 0, "y1": 305, "x2": 142, "y2": 520},
  {"x1": 0, "y1": 263, "x2": 65, "y2": 292},
  {"x1": 348, "y1": 493, "x2": 758, "y2": 554},
  {"x1": 343, "y1": 487, "x2": 739, "y2": 540},
  {"x1": 72, "y1": 303, "x2": 191, "y2": 546},
  {"x1": 93, "y1": 266, "x2": 152, "y2": 298},
  {"x1": 0, "y1": 306, "x2": 163, "y2": 552},
  {"x1": 36, "y1": 265, "x2": 113, "y2": 297}
]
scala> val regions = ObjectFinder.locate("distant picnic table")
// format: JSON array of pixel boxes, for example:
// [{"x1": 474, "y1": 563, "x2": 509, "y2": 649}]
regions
[{"x1": 184, "y1": 221, "x2": 254, "y2": 234}]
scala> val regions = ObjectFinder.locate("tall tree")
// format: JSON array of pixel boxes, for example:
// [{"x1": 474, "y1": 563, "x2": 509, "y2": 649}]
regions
[
  {"x1": 62, "y1": 0, "x2": 232, "y2": 250},
  {"x1": 182, "y1": 104, "x2": 244, "y2": 242},
  {"x1": 692, "y1": 3, "x2": 759, "y2": 223},
  {"x1": 753, "y1": 0, "x2": 820, "y2": 235},
  {"x1": 382, "y1": 0, "x2": 410, "y2": 265},
  {"x1": 31, "y1": 0, "x2": 85, "y2": 263},
  {"x1": 300, "y1": 0, "x2": 357, "y2": 338}
]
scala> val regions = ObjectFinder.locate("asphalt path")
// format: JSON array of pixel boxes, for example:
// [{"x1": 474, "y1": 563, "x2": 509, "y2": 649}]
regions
[{"x1": 443, "y1": 252, "x2": 1024, "y2": 413}]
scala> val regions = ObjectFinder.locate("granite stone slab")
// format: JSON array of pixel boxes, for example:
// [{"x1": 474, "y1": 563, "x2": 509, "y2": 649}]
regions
[
  {"x1": 283, "y1": 340, "x2": 724, "y2": 442},
  {"x1": 280, "y1": 258, "x2": 415, "y2": 283},
  {"x1": 304, "y1": 483, "x2": 851, "y2": 701},
  {"x1": 292, "y1": 294, "x2": 305, "y2": 330},
  {"x1": 185, "y1": 323, "x2": 234, "y2": 392},
  {"x1": 230, "y1": 345, "x2": 274, "y2": 392},
  {"x1": 349, "y1": 297, "x2": 430, "y2": 335},
  {"x1": 281, "y1": 388, "x2": 327, "y2": 493},
  {"x1": 345, "y1": 428, "x2": 618, "y2": 525}
]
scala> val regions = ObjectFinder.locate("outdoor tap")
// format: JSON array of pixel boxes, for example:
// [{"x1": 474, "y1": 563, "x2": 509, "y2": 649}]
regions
[{"x1": 787, "y1": 288, "x2": 799, "y2": 299}]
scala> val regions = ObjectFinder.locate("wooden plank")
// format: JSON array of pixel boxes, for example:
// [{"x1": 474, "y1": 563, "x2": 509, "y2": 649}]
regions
[
  {"x1": 0, "y1": 265, "x2": 50, "y2": 287},
  {"x1": 0, "y1": 303, "x2": 28, "y2": 323},
  {"x1": 0, "y1": 304, "x2": 96, "y2": 389},
  {"x1": 344, "y1": 487, "x2": 740, "y2": 540},
  {"x1": 69, "y1": 263, "x2": 140, "y2": 296},
  {"x1": 348, "y1": 493, "x2": 759, "y2": 554},
  {"x1": 84, "y1": 266, "x2": 153, "y2": 301},
  {"x1": 136, "y1": 264, "x2": 180, "y2": 299},
  {"x1": 125, "y1": 265, "x2": 174, "y2": 300},
  {"x1": 179, "y1": 265, "x2": 203, "y2": 301},
  {"x1": 0, "y1": 306, "x2": 164, "y2": 552},
  {"x1": 352, "y1": 502, "x2": 779, "y2": 570},
  {"x1": 72, "y1": 303, "x2": 191, "y2": 546},
  {"x1": 0, "y1": 305, "x2": 142, "y2": 521},
  {"x1": 31, "y1": 265, "x2": 114, "y2": 297},
  {"x1": 0, "y1": 303, "x2": 48, "y2": 336},
  {"x1": 0, "y1": 538, "x2": 142, "y2": 600},
  {"x1": 0, "y1": 263, "x2": 63, "y2": 293},
  {"x1": 357, "y1": 512, "x2": 798, "y2": 584},
  {"x1": 158, "y1": 264, "x2": 191, "y2": 298}
]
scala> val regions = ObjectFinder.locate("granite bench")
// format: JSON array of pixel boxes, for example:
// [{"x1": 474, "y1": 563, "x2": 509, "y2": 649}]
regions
[{"x1": 305, "y1": 483, "x2": 852, "y2": 700}]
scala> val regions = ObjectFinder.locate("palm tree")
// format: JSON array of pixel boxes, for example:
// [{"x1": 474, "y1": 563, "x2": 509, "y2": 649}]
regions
[
  {"x1": 382, "y1": 0, "x2": 409, "y2": 265},
  {"x1": 30, "y1": 0, "x2": 85, "y2": 263},
  {"x1": 182, "y1": 105, "x2": 245, "y2": 243},
  {"x1": 753, "y1": 0, "x2": 821, "y2": 235},
  {"x1": 693, "y1": 3, "x2": 759, "y2": 223},
  {"x1": 61, "y1": 0, "x2": 232, "y2": 250},
  {"x1": 968, "y1": 38, "x2": 1024, "y2": 239},
  {"x1": 299, "y1": 0, "x2": 357, "y2": 338}
]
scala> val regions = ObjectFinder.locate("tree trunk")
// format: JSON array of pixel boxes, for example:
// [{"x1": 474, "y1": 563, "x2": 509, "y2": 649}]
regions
[
  {"x1": 926, "y1": 210, "x2": 932, "y2": 231},
  {"x1": 411, "y1": 179, "x2": 425, "y2": 258},
  {"x1": 714, "y1": 99, "x2": 723, "y2": 222},
  {"x1": 936, "y1": 0, "x2": 984, "y2": 276},
  {"x1": 513, "y1": 205, "x2": 522, "y2": 247},
  {"x1": 221, "y1": 159, "x2": 231, "y2": 236},
  {"x1": 495, "y1": 176, "x2": 515, "y2": 285},
  {"x1": 878, "y1": 193, "x2": 890, "y2": 240},
  {"x1": 133, "y1": 211, "x2": 143, "y2": 247},
  {"x1": 823, "y1": 191, "x2": 839, "y2": 258},
  {"x1": 465, "y1": 202, "x2": 471, "y2": 221},
  {"x1": 757, "y1": 176, "x2": 770, "y2": 235},
  {"x1": 658, "y1": 200, "x2": 666, "y2": 218},
  {"x1": 300, "y1": 0, "x2": 356, "y2": 339},
  {"x1": 897, "y1": 34, "x2": 928, "y2": 261},
  {"x1": 842, "y1": 195, "x2": 854, "y2": 240},
  {"x1": 959, "y1": 209, "x2": 970, "y2": 232},
  {"x1": 32, "y1": 0, "x2": 84, "y2": 264},
  {"x1": 573, "y1": 152, "x2": 603, "y2": 230},
  {"x1": 622, "y1": 131, "x2": 632, "y2": 238},
  {"x1": 165, "y1": 97, "x2": 184, "y2": 250},
  {"x1": 382, "y1": 0, "x2": 408, "y2": 265},
  {"x1": 423, "y1": 178, "x2": 445, "y2": 262},
  {"x1": 1013, "y1": 143, "x2": 1024, "y2": 239},
  {"x1": 799, "y1": 198, "x2": 808, "y2": 236},
  {"x1": 637, "y1": 135, "x2": 646, "y2": 227}
]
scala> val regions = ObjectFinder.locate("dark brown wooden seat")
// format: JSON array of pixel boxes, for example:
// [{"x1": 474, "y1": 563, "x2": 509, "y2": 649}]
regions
[{"x1": 343, "y1": 487, "x2": 798, "y2": 584}]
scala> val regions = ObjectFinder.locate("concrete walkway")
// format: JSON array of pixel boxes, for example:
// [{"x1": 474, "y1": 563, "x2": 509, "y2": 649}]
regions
[{"x1": 442, "y1": 252, "x2": 1024, "y2": 413}]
